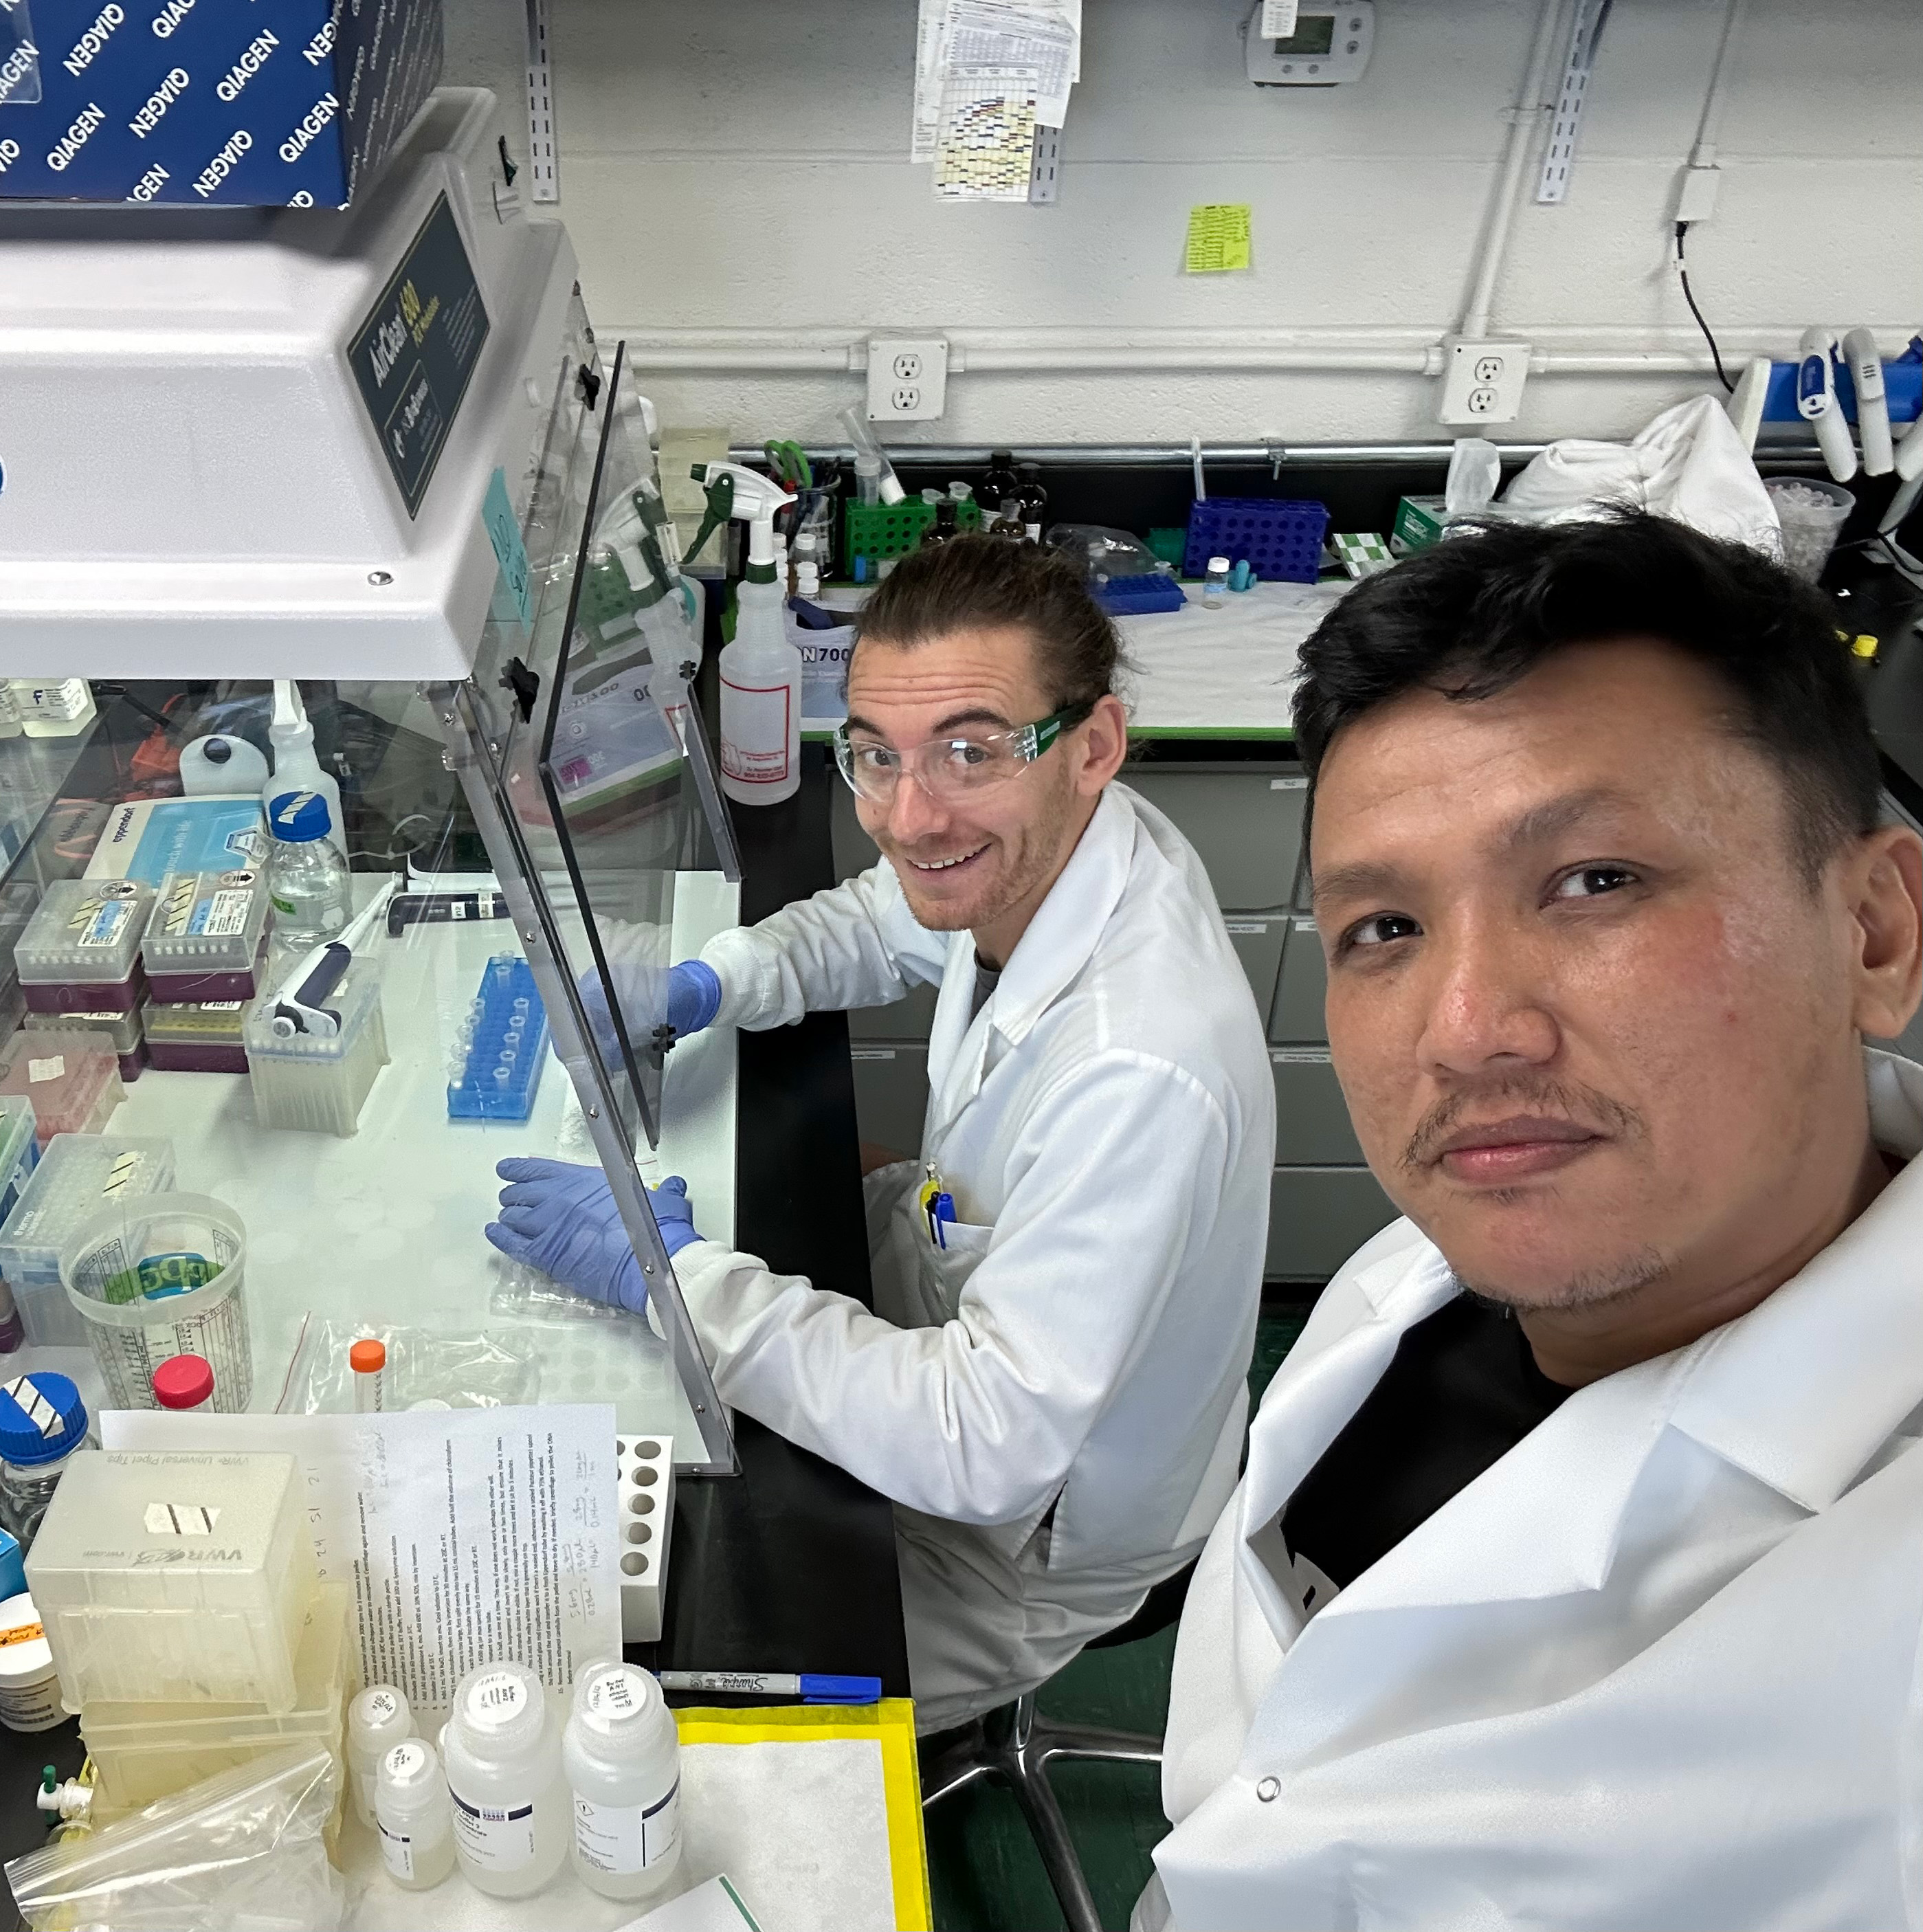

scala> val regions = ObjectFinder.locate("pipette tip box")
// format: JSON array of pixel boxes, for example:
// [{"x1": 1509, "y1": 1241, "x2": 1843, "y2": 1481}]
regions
[
  {"x1": 24, "y1": 1008, "x2": 148, "y2": 1085},
  {"x1": 142, "y1": 1001, "x2": 250, "y2": 1075},
  {"x1": 15, "y1": 880, "x2": 155, "y2": 1015},
  {"x1": 142, "y1": 869, "x2": 273, "y2": 1003},
  {"x1": 80, "y1": 1579, "x2": 354, "y2": 1818},
  {"x1": 27, "y1": 1450, "x2": 317, "y2": 1713},
  {"x1": 245, "y1": 970, "x2": 388, "y2": 1135},
  {"x1": 0, "y1": 1034, "x2": 124, "y2": 1150},
  {"x1": 0, "y1": 1132, "x2": 177, "y2": 1348},
  {"x1": 447, "y1": 955, "x2": 548, "y2": 1122}
]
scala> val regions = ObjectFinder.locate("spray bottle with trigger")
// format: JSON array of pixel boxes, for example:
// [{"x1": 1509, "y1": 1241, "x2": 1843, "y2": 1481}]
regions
[{"x1": 687, "y1": 463, "x2": 801, "y2": 807}]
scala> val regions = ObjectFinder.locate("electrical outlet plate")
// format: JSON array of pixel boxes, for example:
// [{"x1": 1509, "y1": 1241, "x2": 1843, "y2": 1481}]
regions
[
  {"x1": 867, "y1": 337, "x2": 950, "y2": 421},
  {"x1": 1437, "y1": 337, "x2": 1532, "y2": 425}
]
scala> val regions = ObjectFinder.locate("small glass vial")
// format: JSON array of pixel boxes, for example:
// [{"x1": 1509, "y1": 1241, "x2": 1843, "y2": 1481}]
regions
[
  {"x1": 11, "y1": 681, "x2": 96, "y2": 739},
  {"x1": 982, "y1": 449, "x2": 1020, "y2": 507},
  {"x1": 920, "y1": 498, "x2": 960, "y2": 547},
  {"x1": 350, "y1": 1684, "x2": 416, "y2": 1829},
  {"x1": 266, "y1": 790, "x2": 352, "y2": 948},
  {"x1": 562, "y1": 1661, "x2": 683, "y2": 1905},
  {"x1": 151, "y1": 1354, "x2": 214, "y2": 1412},
  {"x1": 990, "y1": 498, "x2": 1027, "y2": 542},
  {"x1": 0, "y1": 1373, "x2": 94, "y2": 1550},
  {"x1": 351, "y1": 1338, "x2": 388, "y2": 1413},
  {"x1": 376, "y1": 1737, "x2": 456, "y2": 1890},
  {"x1": 443, "y1": 1661, "x2": 569, "y2": 1898},
  {"x1": 1203, "y1": 556, "x2": 1231, "y2": 608}
]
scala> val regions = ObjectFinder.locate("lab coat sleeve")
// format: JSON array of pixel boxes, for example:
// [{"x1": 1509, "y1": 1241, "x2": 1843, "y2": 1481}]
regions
[
  {"x1": 696, "y1": 859, "x2": 949, "y2": 1032},
  {"x1": 669, "y1": 1051, "x2": 1235, "y2": 1524}
]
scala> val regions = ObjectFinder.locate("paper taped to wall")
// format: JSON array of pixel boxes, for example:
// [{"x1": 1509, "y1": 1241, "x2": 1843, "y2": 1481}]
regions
[{"x1": 101, "y1": 1403, "x2": 624, "y2": 1714}]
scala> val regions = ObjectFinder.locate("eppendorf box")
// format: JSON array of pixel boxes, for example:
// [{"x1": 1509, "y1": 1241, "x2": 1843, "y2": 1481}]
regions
[{"x1": 0, "y1": 0, "x2": 443, "y2": 206}]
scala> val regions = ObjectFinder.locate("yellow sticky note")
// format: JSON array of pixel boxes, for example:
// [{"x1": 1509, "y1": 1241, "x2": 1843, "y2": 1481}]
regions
[{"x1": 1186, "y1": 203, "x2": 1252, "y2": 274}]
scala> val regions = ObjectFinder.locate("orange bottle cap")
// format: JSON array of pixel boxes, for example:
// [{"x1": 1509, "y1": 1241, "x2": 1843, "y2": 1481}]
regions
[{"x1": 350, "y1": 1339, "x2": 387, "y2": 1374}]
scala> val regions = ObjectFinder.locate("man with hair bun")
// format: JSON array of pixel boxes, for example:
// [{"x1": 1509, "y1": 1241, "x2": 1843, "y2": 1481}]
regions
[{"x1": 491, "y1": 535, "x2": 1274, "y2": 1730}]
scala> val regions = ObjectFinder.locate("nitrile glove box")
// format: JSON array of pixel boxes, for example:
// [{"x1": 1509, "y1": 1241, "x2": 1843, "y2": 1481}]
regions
[{"x1": 0, "y1": 0, "x2": 443, "y2": 206}]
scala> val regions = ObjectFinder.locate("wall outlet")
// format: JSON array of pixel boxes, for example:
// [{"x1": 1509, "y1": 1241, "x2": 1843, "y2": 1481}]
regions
[
  {"x1": 1437, "y1": 338, "x2": 1532, "y2": 425},
  {"x1": 867, "y1": 337, "x2": 949, "y2": 420}
]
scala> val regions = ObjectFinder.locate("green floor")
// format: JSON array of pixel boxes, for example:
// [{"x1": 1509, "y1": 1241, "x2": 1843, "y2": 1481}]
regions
[{"x1": 924, "y1": 1297, "x2": 1313, "y2": 1932}]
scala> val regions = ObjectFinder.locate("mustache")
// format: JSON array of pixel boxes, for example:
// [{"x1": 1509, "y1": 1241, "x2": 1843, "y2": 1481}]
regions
[{"x1": 1400, "y1": 1074, "x2": 1647, "y2": 1174}]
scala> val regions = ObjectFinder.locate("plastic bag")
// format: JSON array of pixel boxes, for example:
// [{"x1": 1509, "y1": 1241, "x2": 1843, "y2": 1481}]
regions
[
  {"x1": 8, "y1": 1746, "x2": 344, "y2": 1931},
  {"x1": 274, "y1": 1316, "x2": 541, "y2": 1413},
  {"x1": 491, "y1": 1252, "x2": 631, "y2": 1326},
  {"x1": 1043, "y1": 524, "x2": 1173, "y2": 584}
]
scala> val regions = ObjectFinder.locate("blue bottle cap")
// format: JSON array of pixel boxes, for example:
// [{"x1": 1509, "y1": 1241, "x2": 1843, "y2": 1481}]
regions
[
  {"x1": 0, "y1": 1373, "x2": 87, "y2": 1468},
  {"x1": 269, "y1": 790, "x2": 331, "y2": 843}
]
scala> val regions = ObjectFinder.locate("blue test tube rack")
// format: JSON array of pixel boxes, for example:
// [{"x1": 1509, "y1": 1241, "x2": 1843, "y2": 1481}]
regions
[{"x1": 446, "y1": 955, "x2": 548, "y2": 1122}]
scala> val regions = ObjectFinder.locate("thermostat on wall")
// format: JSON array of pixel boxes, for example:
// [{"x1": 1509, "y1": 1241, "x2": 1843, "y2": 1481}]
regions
[{"x1": 1246, "y1": 3, "x2": 1375, "y2": 85}]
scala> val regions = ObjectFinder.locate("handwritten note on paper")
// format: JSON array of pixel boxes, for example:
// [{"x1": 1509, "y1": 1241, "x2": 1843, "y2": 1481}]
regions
[
  {"x1": 1185, "y1": 203, "x2": 1252, "y2": 274},
  {"x1": 101, "y1": 1405, "x2": 623, "y2": 1713}
]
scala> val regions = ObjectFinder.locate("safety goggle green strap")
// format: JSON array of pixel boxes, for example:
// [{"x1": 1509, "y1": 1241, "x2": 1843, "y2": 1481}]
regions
[{"x1": 836, "y1": 700, "x2": 1094, "y2": 766}]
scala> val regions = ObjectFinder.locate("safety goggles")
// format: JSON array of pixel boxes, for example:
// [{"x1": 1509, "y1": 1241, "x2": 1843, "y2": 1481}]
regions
[{"x1": 833, "y1": 702, "x2": 1093, "y2": 806}]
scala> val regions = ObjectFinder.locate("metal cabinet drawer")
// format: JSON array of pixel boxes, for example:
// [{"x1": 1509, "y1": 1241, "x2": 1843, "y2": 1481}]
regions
[
  {"x1": 1268, "y1": 915, "x2": 1328, "y2": 1043},
  {"x1": 849, "y1": 979, "x2": 940, "y2": 1042},
  {"x1": 1124, "y1": 770, "x2": 1307, "y2": 909},
  {"x1": 1222, "y1": 915, "x2": 1287, "y2": 1019},
  {"x1": 849, "y1": 1043, "x2": 929, "y2": 1157},
  {"x1": 1270, "y1": 1050, "x2": 1363, "y2": 1164},
  {"x1": 830, "y1": 780, "x2": 882, "y2": 884},
  {"x1": 1266, "y1": 1167, "x2": 1400, "y2": 1281}
]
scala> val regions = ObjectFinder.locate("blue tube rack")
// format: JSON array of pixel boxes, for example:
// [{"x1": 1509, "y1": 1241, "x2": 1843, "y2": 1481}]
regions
[{"x1": 447, "y1": 955, "x2": 548, "y2": 1122}]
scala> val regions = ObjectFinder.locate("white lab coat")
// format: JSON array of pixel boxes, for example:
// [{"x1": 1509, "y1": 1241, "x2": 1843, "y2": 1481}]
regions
[
  {"x1": 674, "y1": 783, "x2": 1274, "y2": 1726},
  {"x1": 1146, "y1": 1048, "x2": 1923, "y2": 1932}
]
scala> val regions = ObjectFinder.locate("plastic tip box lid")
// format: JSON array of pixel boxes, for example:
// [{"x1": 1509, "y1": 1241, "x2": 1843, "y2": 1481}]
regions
[
  {"x1": 0, "y1": 1374, "x2": 87, "y2": 1467},
  {"x1": 15, "y1": 880, "x2": 154, "y2": 985}
]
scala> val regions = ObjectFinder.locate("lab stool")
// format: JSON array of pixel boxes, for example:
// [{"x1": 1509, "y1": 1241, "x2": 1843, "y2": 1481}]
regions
[{"x1": 918, "y1": 1560, "x2": 1196, "y2": 1932}]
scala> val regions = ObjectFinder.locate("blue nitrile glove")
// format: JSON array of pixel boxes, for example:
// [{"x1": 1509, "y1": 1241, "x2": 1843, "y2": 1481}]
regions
[
  {"x1": 487, "y1": 1161, "x2": 705, "y2": 1315},
  {"x1": 669, "y1": 961, "x2": 723, "y2": 1039},
  {"x1": 579, "y1": 959, "x2": 721, "y2": 1061}
]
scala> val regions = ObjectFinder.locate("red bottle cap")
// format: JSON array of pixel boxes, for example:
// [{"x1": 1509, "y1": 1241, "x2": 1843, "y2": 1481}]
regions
[{"x1": 152, "y1": 1353, "x2": 214, "y2": 1410}]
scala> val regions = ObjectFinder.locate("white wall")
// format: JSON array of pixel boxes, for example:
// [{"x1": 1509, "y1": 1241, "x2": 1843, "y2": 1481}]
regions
[{"x1": 445, "y1": 0, "x2": 1923, "y2": 447}]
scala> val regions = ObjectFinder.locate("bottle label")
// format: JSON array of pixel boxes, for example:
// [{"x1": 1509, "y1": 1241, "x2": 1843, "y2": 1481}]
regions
[
  {"x1": 1024, "y1": 522, "x2": 1042, "y2": 542},
  {"x1": 379, "y1": 1819, "x2": 416, "y2": 1881},
  {"x1": 573, "y1": 1779, "x2": 680, "y2": 1876},
  {"x1": 449, "y1": 1784, "x2": 536, "y2": 1872},
  {"x1": 466, "y1": 1669, "x2": 529, "y2": 1722},
  {"x1": 720, "y1": 677, "x2": 793, "y2": 785},
  {"x1": 362, "y1": 1689, "x2": 400, "y2": 1728}
]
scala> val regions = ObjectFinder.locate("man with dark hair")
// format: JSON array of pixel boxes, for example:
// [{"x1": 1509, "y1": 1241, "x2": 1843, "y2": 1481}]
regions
[
  {"x1": 1146, "y1": 513, "x2": 1923, "y2": 1929},
  {"x1": 493, "y1": 536, "x2": 1274, "y2": 1730}
]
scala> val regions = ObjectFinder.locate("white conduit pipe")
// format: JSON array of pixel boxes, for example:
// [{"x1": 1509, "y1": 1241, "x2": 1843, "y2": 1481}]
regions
[
  {"x1": 1689, "y1": 0, "x2": 1750, "y2": 169},
  {"x1": 1460, "y1": 0, "x2": 1570, "y2": 338}
]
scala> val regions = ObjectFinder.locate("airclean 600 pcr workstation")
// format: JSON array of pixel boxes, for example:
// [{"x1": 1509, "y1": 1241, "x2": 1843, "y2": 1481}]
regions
[{"x1": 0, "y1": 85, "x2": 907, "y2": 1711}]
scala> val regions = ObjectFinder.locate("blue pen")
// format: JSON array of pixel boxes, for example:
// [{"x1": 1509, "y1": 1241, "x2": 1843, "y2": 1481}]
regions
[
  {"x1": 931, "y1": 1191, "x2": 956, "y2": 1250},
  {"x1": 656, "y1": 1671, "x2": 883, "y2": 1705}
]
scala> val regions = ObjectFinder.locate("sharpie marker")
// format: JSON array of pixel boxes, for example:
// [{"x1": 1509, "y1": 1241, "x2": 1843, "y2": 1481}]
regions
[{"x1": 655, "y1": 1670, "x2": 882, "y2": 1705}]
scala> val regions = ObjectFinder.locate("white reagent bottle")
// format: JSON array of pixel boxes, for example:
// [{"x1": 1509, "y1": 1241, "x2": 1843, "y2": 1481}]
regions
[
  {"x1": 346, "y1": 1683, "x2": 414, "y2": 1827},
  {"x1": 443, "y1": 1662, "x2": 568, "y2": 1898},
  {"x1": 691, "y1": 462, "x2": 803, "y2": 808},
  {"x1": 375, "y1": 1736, "x2": 456, "y2": 1891},
  {"x1": 562, "y1": 1660, "x2": 684, "y2": 1904}
]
